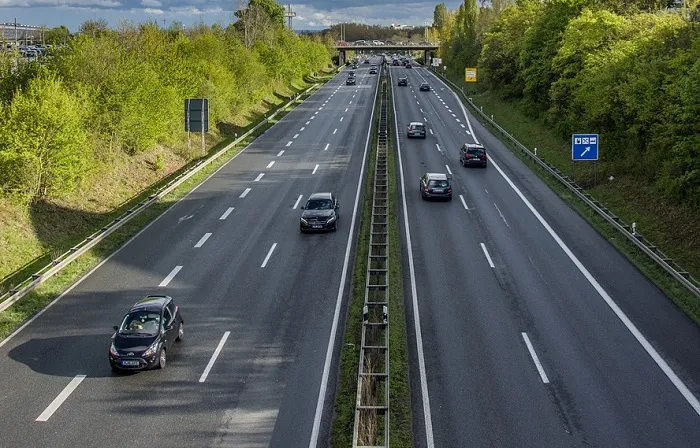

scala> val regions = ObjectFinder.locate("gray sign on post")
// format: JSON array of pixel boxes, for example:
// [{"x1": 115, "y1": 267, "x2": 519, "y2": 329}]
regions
[{"x1": 185, "y1": 98, "x2": 209, "y2": 132}]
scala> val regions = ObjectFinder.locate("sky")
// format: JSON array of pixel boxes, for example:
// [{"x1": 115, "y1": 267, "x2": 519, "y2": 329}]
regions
[{"x1": 0, "y1": 0, "x2": 464, "y2": 32}]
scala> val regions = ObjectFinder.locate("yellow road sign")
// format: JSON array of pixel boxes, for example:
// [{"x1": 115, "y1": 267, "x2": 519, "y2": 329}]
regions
[{"x1": 465, "y1": 67, "x2": 477, "y2": 83}]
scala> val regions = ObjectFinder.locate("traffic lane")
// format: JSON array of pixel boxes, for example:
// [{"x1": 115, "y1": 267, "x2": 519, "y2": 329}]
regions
[
  {"x1": 7, "y1": 76, "x2": 378, "y2": 447},
  {"x1": 0, "y1": 74, "x2": 372, "y2": 440},
  {"x1": 393, "y1": 80, "x2": 576, "y2": 447},
  {"x1": 411, "y1": 68, "x2": 700, "y2": 444}
]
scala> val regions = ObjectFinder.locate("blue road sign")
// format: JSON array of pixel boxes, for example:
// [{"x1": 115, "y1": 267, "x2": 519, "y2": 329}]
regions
[{"x1": 572, "y1": 134, "x2": 599, "y2": 161}]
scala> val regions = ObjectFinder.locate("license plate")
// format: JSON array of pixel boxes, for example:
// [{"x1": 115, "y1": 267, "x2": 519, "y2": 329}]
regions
[
  {"x1": 433, "y1": 189, "x2": 444, "y2": 193},
  {"x1": 312, "y1": 225, "x2": 322, "y2": 229},
  {"x1": 122, "y1": 360, "x2": 139, "y2": 366}
]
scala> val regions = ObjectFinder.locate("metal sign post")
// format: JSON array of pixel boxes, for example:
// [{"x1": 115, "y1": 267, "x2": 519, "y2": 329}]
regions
[
  {"x1": 185, "y1": 98, "x2": 209, "y2": 156},
  {"x1": 571, "y1": 133, "x2": 600, "y2": 183}
]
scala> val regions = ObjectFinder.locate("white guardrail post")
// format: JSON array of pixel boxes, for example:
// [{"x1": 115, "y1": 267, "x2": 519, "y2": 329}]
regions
[
  {"x1": 0, "y1": 77, "x2": 332, "y2": 313},
  {"x1": 429, "y1": 68, "x2": 700, "y2": 300}
]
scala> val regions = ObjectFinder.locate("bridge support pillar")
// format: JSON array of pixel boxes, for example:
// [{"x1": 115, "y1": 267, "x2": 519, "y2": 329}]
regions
[
  {"x1": 424, "y1": 50, "x2": 431, "y2": 66},
  {"x1": 339, "y1": 50, "x2": 346, "y2": 66}
]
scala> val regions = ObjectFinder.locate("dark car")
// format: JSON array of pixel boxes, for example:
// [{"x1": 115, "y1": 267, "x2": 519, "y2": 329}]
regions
[
  {"x1": 407, "y1": 122, "x2": 427, "y2": 138},
  {"x1": 405, "y1": 64, "x2": 412, "y2": 69},
  {"x1": 346, "y1": 76, "x2": 356, "y2": 85},
  {"x1": 419, "y1": 83, "x2": 431, "y2": 91},
  {"x1": 460, "y1": 143, "x2": 488, "y2": 167},
  {"x1": 369, "y1": 66, "x2": 378, "y2": 74},
  {"x1": 398, "y1": 77, "x2": 408, "y2": 86},
  {"x1": 364, "y1": 59, "x2": 370, "y2": 64},
  {"x1": 109, "y1": 295, "x2": 184, "y2": 371},
  {"x1": 300, "y1": 192, "x2": 340, "y2": 232},
  {"x1": 420, "y1": 173, "x2": 452, "y2": 200},
  {"x1": 352, "y1": 64, "x2": 359, "y2": 69},
  {"x1": 392, "y1": 59, "x2": 400, "y2": 66}
]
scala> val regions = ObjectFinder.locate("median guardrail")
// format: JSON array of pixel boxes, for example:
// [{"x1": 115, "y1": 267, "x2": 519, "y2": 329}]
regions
[
  {"x1": 429, "y1": 68, "x2": 700, "y2": 300},
  {"x1": 0, "y1": 75, "x2": 335, "y2": 313}
]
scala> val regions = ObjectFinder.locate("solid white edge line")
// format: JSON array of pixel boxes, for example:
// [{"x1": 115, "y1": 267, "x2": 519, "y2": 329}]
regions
[
  {"x1": 260, "y1": 243, "x2": 277, "y2": 268},
  {"x1": 308, "y1": 68, "x2": 380, "y2": 448},
  {"x1": 312, "y1": 164, "x2": 319, "y2": 174},
  {"x1": 445, "y1": 164, "x2": 452, "y2": 175},
  {"x1": 293, "y1": 195, "x2": 303, "y2": 210},
  {"x1": 199, "y1": 331, "x2": 230, "y2": 383},
  {"x1": 0, "y1": 75, "x2": 337, "y2": 349},
  {"x1": 159, "y1": 265, "x2": 183, "y2": 287},
  {"x1": 266, "y1": 161, "x2": 275, "y2": 169},
  {"x1": 240, "y1": 188, "x2": 251, "y2": 198},
  {"x1": 36, "y1": 375, "x2": 86, "y2": 421},
  {"x1": 277, "y1": 150, "x2": 285, "y2": 157},
  {"x1": 480, "y1": 243, "x2": 495, "y2": 268},
  {"x1": 219, "y1": 207, "x2": 234, "y2": 220},
  {"x1": 494, "y1": 202, "x2": 510, "y2": 228},
  {"x1": 254, "y1": 173, "x2": 264, "y2": 182},
  {"x1": 194, "y1": 233, "x2": 212, "y2": 248},
  {"x1": 521, "y1": 332, "x2": 550, "y2": 384},
  {"x1": 432, "y1": 67, "x2": 700, "y2": 416},
  {"x1": 389, "y1": 67, "x2": 435, "y2": 447},
  {"x1": 459, "y1": 195, "x2": 469, "y2": 210}
]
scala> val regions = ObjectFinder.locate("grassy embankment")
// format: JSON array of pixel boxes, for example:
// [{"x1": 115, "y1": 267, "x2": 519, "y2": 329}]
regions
[
  {"x1": 0, "y1": 71, "x2": 336, "y2": 341},
  {"x1": 441, "y1": 71, "x2": 700, "y2": 324},
  {"x1": 331, "y1": 74, "x2": 413, "y2": 446}
]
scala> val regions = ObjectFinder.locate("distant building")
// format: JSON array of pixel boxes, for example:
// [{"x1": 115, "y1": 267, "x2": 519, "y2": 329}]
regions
[
  {"x1": 0, "y1": 22, "x2": 44, "y2": 44},
  {"x1": 391, "y1": 24, "x2": 415, "y2": 30}
]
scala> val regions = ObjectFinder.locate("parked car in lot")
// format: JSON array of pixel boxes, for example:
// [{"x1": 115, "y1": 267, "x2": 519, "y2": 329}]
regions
[
  {"x1": 419, "y1": 83, "x2": 431, "y2": 91},
  {"x1": 300, "y1": 193, "x2": 340, "y2": 232},
  {"x1": 459, "y1": 143, "x2": 488, "y2": 167},
  {"x1": 407, "y1": 122, "x2": 427, "y2": 138},
  {"x1": 109, "y1": 295, "x2": 184, "y2": 371},
  {"x1": 398, "y1": 77, "x2": 408, "y2": 86},
  {"x1": 420, "y1": 173, "x2": 452, "y2": 200}
]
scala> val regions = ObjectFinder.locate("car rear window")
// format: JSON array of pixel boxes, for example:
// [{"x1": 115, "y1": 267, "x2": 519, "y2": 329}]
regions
[
  {"x1": 467, "y1": 148, "x2": 485, "y2": 156},
  {"x1": 428, "y1": 180, "x2": 449, "y2": 188},
  {"x1": 410, "y1": 124, "x2": 424, "y2": 130}
]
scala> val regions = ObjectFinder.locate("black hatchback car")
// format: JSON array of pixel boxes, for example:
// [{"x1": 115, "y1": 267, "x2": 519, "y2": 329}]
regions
[
  {"x1": 407, "y1": 122, "x2": 427, "y2": 138},
  {"x1": 398, "y1": 77, "x2": 408, "y2": 86},
  {"x1": 300, "y1": 192, "x2": 340, "y2": 232},
  {"x1": 460, "y1": 143, "x2": 488, "y2": 167},
  {"x1": 419, "y1": 83, "x2": 431, "y2": 91},
  {"x1": 420, "y1": 173, "x2": 452, "y2": 200},
  {"x1": 346, "y1": 76, "x2": 356, "y2": 85},
  {"x1": 109, "y1": 295, "x2": 184, "y2": 371}
]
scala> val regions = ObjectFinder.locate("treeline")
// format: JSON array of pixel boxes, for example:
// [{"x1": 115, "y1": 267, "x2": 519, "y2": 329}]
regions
[
  {"x1": 0, "y1": 1, "x2": 331, "y2": 203},
  {"x1": 326, "y1": 23, "x2": 429, "y2": 42},
  {"x1": 434, "y1": 0, "x2": 700, "y2": 206}
]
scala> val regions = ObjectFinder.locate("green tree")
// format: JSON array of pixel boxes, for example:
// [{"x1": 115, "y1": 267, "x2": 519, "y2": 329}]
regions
[
  {"x1": 79, "y1": 19, "x2": 109, "y2": 38},
  {"x1": 45, "y1": 26, "x2": 70, "y2": 45},
  {"x1": 434, "y1": 3, "x2": 450, "y2": 35}
]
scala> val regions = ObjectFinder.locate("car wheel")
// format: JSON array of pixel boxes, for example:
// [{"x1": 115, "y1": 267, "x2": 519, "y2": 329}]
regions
[
  {"x1": 332, "y1": 222, "x2": 338, "y2": 231},
  {"x1": 157, "y1": 348, "x2": 166, "y2": 369},
  {"x1": 176, "y1": 322, "x2": 184, "y2": 341}
]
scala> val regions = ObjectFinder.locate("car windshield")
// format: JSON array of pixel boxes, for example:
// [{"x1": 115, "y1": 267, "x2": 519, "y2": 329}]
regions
[
  {"x1": 429, "y1": 180, "x2": 449, "y2": 188},
  {"x1": 305, "y1": 199, "x2": 333, "y2": 210},
  {"x1": 119, "y1": 311, "x2": 161, "y2": 335}
]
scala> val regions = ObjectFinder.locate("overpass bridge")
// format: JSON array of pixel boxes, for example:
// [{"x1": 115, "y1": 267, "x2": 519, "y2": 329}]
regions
[{"x1": 333, "y1": 43, "x2": 439, "y2": 65}]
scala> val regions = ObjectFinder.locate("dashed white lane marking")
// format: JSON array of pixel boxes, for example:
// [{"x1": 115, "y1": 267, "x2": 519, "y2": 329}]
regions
[
  {"x1": 159, "y1": 266, "x2": 183, "y2": 287},
  {"x1": 277, "y1": 150, "x2": 285, "y2": 157},
  {"x1": 522, "y1": 332, "x2": 550, "y2": 384},
  {"x1": 459, "y1": 195, "x2": 469, "y2": 210},
  {"x1": 429, "y1": 129, "x2": 434, "y2": 135},
  {"x1": 36, "y1": 375, "x2": 86, "y2": 422},
  {"x1": 345, "y1": 107, "x2": 349, "y2": 112},
  {"x1": 340, "y1": 117, "x2": 344, "y2": 122},
  {"x1": 460, "y1": 124, "x2": 466, "y2": 129},
  {"x1": 416, "y1": 101, "x2": 420, "y2": 105},
  {"x1": 194, "y1": 233, "x2": 212, "y2": 248},
  {"x1": 314, "y1": 111, "x2": 319, "y2": 115},
  {"x1": 352, "y1": 94, "x2": 356, "y2": 98},
  {"x1": 293, "y1": 195, "x2": 303, "y2": 210},
  {"x1": 448, "y1": 109, "x2": 452, "y2": 113},
  {"x1": 199, "y1": 332, "x2": 230, "y2": 383},
  {"x1": 266, "y1": 161, "x2": 275, "y2": 169},
  {"x1": 312, "y1": 164, "x2": 319, "y2": 174},
  {"x1": 300, "y1": 127, "x2": 305, "y2": 131},
  {"x1": 456, "y1": 119, "x2": 461, "y2": 123},
  {"x1": 445, "y1": 165, "x2": 452, "y2": 175},
  {"x1": 311, "y1": 116, "x2": 315, "y2": 120},
  {"x1": 333, "y1": 128, "x2": 338, "y2": 135},
  {"x1": 293, "y1": 134, "x2": 299, "y2": 139},
  {"x1": 220, "y1": 207, "x2": 234, "y2": 220},
  {"x1": 436, "y1": 144, "x2": 441, "y2": 152},
  {"x1": 324, "y1": 143, "x2": 330, "y2": 151},
  {"x1": 240, "y1": 188, "x2": 251, "y2": 198},
  {"x1": 306, "y1": 121, "x2": 310, "y2": 125},
  {"x1": 420, "y1": 108, "x2": 424, "y2": 113},
  {"x1": 261, "y1": 243, "x2": 277, "y2": 268},
  {"x1": 480, "y1": 243, "x2": 495, "y2": 268},
  {"x1": 451, "y1": 113, "x2": 456, "y2": 117},
  {"x1": 254, "y1": 173, "x2": 264, "y2": 182},
  {"x1": 286, "y1": 141, "x2": 293, "y2": 147},
  {"x1": 424, "y1": 117, "x2": 428, "y2": 122},
  {"x1": 319, "y1": 107, "x2": 323, "y2": 110},
  {"x1": 349, "y1": 101, "x2": 353, "y2": 104}
]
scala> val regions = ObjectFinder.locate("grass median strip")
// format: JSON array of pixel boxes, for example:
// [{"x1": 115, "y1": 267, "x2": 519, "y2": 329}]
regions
[{"x1": 0, "y1": 81, "x2": 326, "y2": 342}]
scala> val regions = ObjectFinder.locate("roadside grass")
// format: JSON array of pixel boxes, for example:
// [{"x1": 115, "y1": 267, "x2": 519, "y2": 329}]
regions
[
  {"x1": 438, "y1": 71, "x2": 700, "y2": 325},
  {"x1": 0, "y1": 73, "x2": 335, "y2": 295},
  {"x1": 0, "y1": 77, "x2": 327, "y2": 342}
]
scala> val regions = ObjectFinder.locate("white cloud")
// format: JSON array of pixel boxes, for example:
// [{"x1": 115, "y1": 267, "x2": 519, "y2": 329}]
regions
[
  {"x1": 143, "y1": 7, "x2": 163, "y2": 14},
  {"x1": 0, "y1": 0, "x2": 121, "y2": 6},
  {"x1": 140, "y1": 0, "x2": 161, "y2": 7}
]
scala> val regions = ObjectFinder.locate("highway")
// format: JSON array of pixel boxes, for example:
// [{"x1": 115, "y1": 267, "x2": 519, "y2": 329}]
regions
[
  {"x1": 0, "y1": 59, "x2": 381, "y2": 448},
  {"x1": 390, "y1": 63, "x2": 700, "y2": 447}
]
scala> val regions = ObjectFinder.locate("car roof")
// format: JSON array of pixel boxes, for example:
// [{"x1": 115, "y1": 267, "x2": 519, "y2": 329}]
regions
[
  {"x1": 308, "y1": 192, "x2": 333, "y2": 200},
  {"x1": 425, "y1": 173, "x2": 448, "y2": 180},
  {"x1": 131, "y1": 295, "x2": 171, "y2": 312},
  {"x1": 421, "y1": 82, "x2": 429, "y2": 85},
  {"x1": 409, "y1": 122, "x2": 424, "y2": 126},
  {"x1": 463, "y1": 143, "x2": 485, "y2": 149}
]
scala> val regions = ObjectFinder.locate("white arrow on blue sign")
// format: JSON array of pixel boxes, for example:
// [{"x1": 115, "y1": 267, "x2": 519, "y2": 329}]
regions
[{"x1": 572, "y1": 133, "x2": 599, "y2": 161}]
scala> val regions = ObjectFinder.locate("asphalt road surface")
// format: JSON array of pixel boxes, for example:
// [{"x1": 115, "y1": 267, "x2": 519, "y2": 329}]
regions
[
  {"x1": 0, "y1": 60, "x2": 381, "y2": 448},
  {"x1": 391, "y1": 63, "x2": 700, "y2": 448}
]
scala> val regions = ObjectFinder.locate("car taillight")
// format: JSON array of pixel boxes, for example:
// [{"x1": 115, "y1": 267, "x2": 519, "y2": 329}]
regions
[
  {"x1": 447, "y1": 188, "x2": 452, "y2": 193},
  {"x1": 481, "y1": 155, "x2": 487, "y2": 160},
  {"x1": 424, "y1": 187, "x2": 429, "y2": 192},
  {"x1": 465, "y1": 154, "x2": 472, "y2": 159}
]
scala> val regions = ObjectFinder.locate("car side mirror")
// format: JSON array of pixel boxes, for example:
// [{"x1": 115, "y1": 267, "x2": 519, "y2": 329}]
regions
[{"x1": 113, "y1": 325, "x2": 119, "y2": 332}]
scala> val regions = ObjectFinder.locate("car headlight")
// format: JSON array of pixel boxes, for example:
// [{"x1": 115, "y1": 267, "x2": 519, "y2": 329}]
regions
[
  {"x1": 110, "y1": 343, "x2": 119, "y2": 357},
  {"x1": 301, "y1": 218, "x2": 309, "y2": 225},
  {"x1": 326, "y1": 216, "x2": 337, "y2": 223},
  {"x1": 142, "y1": 340, "x2": 159, "y2": 357}
]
